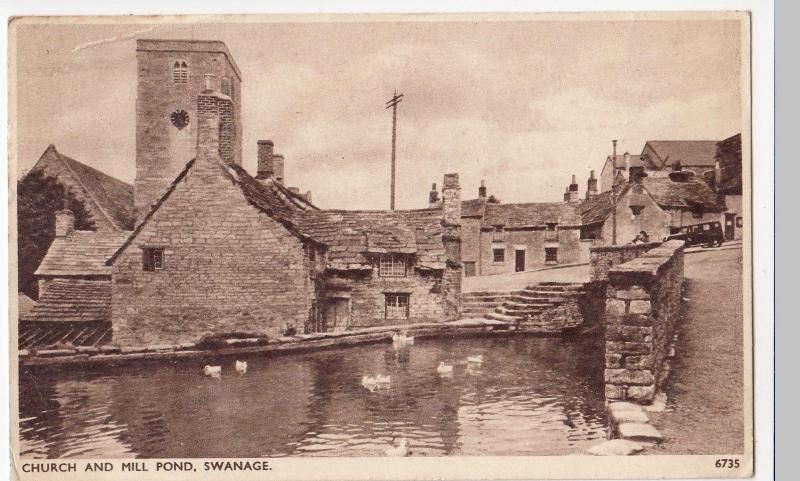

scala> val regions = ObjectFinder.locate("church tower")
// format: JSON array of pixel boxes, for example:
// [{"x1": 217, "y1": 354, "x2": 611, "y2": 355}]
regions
[{"x1": 134, "y1": 39, "x2": 242, "y2": 222}]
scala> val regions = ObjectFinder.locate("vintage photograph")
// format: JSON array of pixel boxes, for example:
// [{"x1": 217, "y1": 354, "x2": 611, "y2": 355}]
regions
[{"x1": 9, "y1": 11, "x2": 751, "y2": 478}]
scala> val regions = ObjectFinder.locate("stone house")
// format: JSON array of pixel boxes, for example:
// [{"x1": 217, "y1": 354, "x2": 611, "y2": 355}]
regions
[
  {"x1": 431, "y1": 179, "x2": 587, "y2": 277},
  {"x1": 639, "y1": 140, "x2": 720, "y2": 178},
  {"x1": 578, "y1": 168, "x2": 723, "y2": 244},
  {"x1": 107, "y1": 81, "x2": 461, "y2": 346}
]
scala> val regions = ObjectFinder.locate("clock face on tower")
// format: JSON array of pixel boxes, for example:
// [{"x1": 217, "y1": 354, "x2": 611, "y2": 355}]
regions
[{"x1": 170, "y1": 110, "x2": 190, "y2": 130}]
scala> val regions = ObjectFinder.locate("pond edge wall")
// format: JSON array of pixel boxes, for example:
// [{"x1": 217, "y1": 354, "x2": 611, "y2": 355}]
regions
[{"x1": 602, "y1": 240, "x2": 685, "y2": 404}]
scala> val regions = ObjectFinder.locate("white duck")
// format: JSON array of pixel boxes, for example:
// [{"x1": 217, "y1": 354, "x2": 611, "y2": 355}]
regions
[
  {"x1": 384, "y1": 438, "x2": 409, "y2": 457},
  {"x1": 376, "y1": 374, "x2": 391, "y2": 386},
  {"x1": 392, "y1": 333, "x2": 415, "y2": 345},
  {"x1": 467, "y1": 355, "x2": 484, "y2": 365},
  {"x1": 436, "y1": 361, "x2": 454, "y2": 376},
  {"x1": 203, "y1": 365, "x2": 222, "y2": 377},
  {"x1": 235, "y1": 360, "x2": 248, "y2": 374},
  {"x1": 362, "y1": 375, "x2": 379, "y2": 391}
]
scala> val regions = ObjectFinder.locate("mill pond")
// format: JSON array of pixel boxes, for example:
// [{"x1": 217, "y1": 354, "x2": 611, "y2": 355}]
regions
[{"x1": 19, "y1": 336, "x2": 607, "y2": 458}]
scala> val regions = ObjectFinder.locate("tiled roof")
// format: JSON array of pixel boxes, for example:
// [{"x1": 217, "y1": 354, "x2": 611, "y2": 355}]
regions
[
  {"x1": 21, "y1": 278, "x2": 111, "y2": 323},
  {"x1": 298, "y1": 208, "x2": 447, "y2": 270},
  {"x1": 17, "y1": 293, "x2": 36, "y2": 319},
  {"x1": 578, "y1": 190, "x2": 616, "y2": 225},
  {"x1": 645, "y1": 140, "x2": 720, "y2": 168},
  {"x1": 36, "y1": 231, "x2": 128, "y2": 277},
  {"x1": 483, "y1": 202, "x2": 583, "y2": 228},
  {"x1": 641, "y1": 176, "x2": 722, "y2": 211},
  {"x1": 50, "y1": 147, "x2": 135, "y2": 230}
]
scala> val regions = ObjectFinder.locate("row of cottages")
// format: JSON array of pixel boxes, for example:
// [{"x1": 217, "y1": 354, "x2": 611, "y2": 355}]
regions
[
  {"x1": 429, "y1": 178, "x2": 588, "y2": 278},
  {"x1": 598, "y1": 135, "x2": 744, "y2": 240}
]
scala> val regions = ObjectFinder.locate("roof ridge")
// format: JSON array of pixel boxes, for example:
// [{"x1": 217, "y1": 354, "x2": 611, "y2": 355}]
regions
[{"x1": 52, "y1": 147, "x2": 126, "y2": 231}]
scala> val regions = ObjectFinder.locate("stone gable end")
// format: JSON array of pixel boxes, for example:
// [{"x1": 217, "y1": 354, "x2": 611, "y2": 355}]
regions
[{"x1": 111, "y1": 156, "x2": 311, "y2": 346}]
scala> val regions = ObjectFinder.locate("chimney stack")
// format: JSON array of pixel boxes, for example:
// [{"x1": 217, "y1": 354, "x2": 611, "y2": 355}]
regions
[
  {"x1": 256, "y1": 140, "x2": 274, "y2": 180},
  {"x1": 586, "y1": 170, "x2": 598, "y2": 198},
  {"x1": 54, "y1": 209, "x2": 75, "y2": 238},
  {"x1": 613, "y1": 139, "x2": 618, "y2": 158},
  {"x1": 429, "y1": 183, "x2": 439, "y2": 206},
  {"x1": 196, "y1": 73, "x2": 236, "y2": 165},
  {"x1": 203, "y1": 73, "x2": 216, "y2": 92},
  {"x1": 442, "y1": 173, "x2": 461, "y2": 225},
  {"x1": 478, "y1": 179, "x2": 487, "y2": 198},
  {"x1": 713, "y1": 159, "x2": 722, "y2": 192},
  {"x1": 566, "y1": 174, "x2": 580, "y2": 202},
  {"x1": 273, "y1": 154, "x2": 285, "y2": 183}
]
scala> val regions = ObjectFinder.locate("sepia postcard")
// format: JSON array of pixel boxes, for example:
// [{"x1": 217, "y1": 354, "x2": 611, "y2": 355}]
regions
[{"x1": 7, "y1": 10, "x2": 756, "y2": 480}]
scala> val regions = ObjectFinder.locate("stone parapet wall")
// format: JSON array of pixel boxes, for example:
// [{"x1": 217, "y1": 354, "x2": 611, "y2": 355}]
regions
[
  {"x1": 603, "y1": 240, "x2": 685, "y2": 403},
  {"x1": 589, "y1": 242, "x2": 662, "y2": 282}
]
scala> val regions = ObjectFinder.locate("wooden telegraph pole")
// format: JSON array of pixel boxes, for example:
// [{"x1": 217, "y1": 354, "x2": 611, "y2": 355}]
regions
[{"x1": 385, "y1": 91, "x2": 404, "y2": 210}]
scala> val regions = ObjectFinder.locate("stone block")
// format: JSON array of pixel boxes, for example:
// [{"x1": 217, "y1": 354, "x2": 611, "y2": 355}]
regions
[
  {"x1": 629, "y1": 300, "x2": 652, "y2": 315},
  {"x1": 587, "y1": 439, "x2": 644, "y2": 456},
  {"x1": 606, "y1": 299, "x2": 627, "y2": 317},
  {"x1": 605, "y1": 353, "x2": 623, "y2": 368},
  {"x1": 608, "y1": 402, "x2": 650, "y2": 424},
  {"x1": 624, "y1": 354, "x2": 654, "y2": 370},
  {"x1": 623, "y1": 314, "x2": 652, "y2": 326},
  {"x1": 615, "y1": 287, "x2": 650, "y2": 300},
  {"x1": 617, "y1": 422, "x2": 663, "y2": 442},
  {"x1": 605, "y1": 369, "x2": 655, "y2": 386},
  {"x1": 627, "y1": 384, "x2": 657, "y2": 402},
  {"x1": 605, "y1": 384, "x2": 625, "y2": 400}
]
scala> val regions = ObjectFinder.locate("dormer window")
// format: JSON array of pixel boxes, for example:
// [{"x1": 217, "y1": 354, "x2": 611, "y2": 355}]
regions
[
  {"x1": 379, "y1": 255, "x2": 406, "y2": 277},
  {"x1": 173, "y1": 61, "x2": 188, "y2": 84}
]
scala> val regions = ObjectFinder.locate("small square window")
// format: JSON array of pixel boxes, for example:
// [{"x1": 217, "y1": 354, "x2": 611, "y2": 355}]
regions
[
  {"x1": 546, "y1": 223, "x2": 558, "y2": 231},
  {"x1": 545, "y1": 247, "x2": 558, "y2": 263},
  {"x1": 142, "y1": 248, "x2": 164, "y2": 271},
  {"x1": 463, "y1": 262, "x2": 476, "y2": 277},
  {"x1": 385, "y1": 293, "x2": 409, "y2": 319},
  {"x1": 691, "y1": 206, "x2": 704, "y2": 219},
  {"x1": 492, "y1": 248, "x2": 505, "y2": 263},
  {"x1": 630, "y1": 205, "x2": 645, "y2": 216}
]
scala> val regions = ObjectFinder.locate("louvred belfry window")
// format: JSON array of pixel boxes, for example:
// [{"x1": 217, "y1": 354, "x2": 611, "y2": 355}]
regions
[{"x1": 173, "y1": 61, "x2": 188, "y2": 84}]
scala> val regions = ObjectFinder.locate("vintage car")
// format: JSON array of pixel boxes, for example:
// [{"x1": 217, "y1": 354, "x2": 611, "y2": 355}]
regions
[{"x1": 665, "y1": 221, "x2": 725, "y2": 247}]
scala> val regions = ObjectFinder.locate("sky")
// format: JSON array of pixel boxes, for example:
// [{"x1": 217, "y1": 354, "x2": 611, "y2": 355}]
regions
[{"x1": 13, "y1": 16, "x2": 745, "y2": 210}]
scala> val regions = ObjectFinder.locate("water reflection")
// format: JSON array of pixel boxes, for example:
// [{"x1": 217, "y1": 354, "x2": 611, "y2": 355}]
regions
[{"x1": 20, "y1": 336, "x2": 606, "y2": 458}]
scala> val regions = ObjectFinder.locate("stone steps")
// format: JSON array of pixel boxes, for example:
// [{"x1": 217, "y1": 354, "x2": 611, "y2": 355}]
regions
[{"x1": 480, "y1": 282, "x2": 586, "y2": 325}]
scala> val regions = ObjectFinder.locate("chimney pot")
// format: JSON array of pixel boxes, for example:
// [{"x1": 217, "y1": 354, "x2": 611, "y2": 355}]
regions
[
  {"x1": 478, "y1": 179, "x2": 487, "y2": 198},
  {"x1": 429, "y1": 182, "x2": 439, "y2": 206},
  {"x1": 273, "y1": 154, "x2": 285, "y2": 183}
]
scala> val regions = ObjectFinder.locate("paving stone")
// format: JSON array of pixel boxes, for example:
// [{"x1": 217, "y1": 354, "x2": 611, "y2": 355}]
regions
[
  {"x1": 608, "y1": 402, "x2": 649, "y2": 423},
  {"x1": 587, "y1": 439, "x2": 645, "y2": 456},
  {"x1": 617, "y1": 422, "x2": 663, "y2": 442},
  {"x1": 643, "y1": 392, "x2": 668, "y2": 412}
]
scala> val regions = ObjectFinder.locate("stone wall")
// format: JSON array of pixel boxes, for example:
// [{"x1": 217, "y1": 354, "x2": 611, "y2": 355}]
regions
[
  {"x1": 112, "y1": 155, "x2": 314, "y2": 346},
  {"x1": 603, "y1": 240, "x2": 685, "y2": 403},
  {"x1": 320, "y1": 266, "x2": 455, "y2": 330},
  {"x1": 589, "y1": 242, "x2": 662, "y2": 282}
]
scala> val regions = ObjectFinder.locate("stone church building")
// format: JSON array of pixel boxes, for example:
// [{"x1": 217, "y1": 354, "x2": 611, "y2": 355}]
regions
[{"x1": 24, "y1": 39, "x2": 462, "y2": 348}]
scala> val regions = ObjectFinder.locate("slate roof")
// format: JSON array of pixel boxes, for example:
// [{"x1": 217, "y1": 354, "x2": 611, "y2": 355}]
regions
[
  {"x1": 21, "y1": 278, "x2": 111, "y2": 323},
  {"x1": 461, "y1": 198, "x2": 488, "y2": 218},
  {"x1": 108, "y1": 155, "x2": 449, "y2": 271},
  {"x1": 483, "y1": 202, "x2": 583, "y2": 228},
  {"x1": 298, "y1": 208, "x2": 447, "y2": 270},
  {"x1": 645, "y1": 140, "x2": 720, "y2": 168},
  {"x1": 36, "y1": 231, "x2": 129, "y2": 277},
  {"x1": 640, "y1": 176, "x2": 721, "y2": 211},
  {"x1": 19, "y1": 320, "x2": 112, "y2": 349},
  {"x1": 38, "y1": 145, "x2": 135, "y2": 230},
  {"x1": 578, "y1": 190, "x2": 616, "y2": 225}
]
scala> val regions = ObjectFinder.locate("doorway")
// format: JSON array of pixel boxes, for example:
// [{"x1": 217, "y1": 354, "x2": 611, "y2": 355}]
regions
[
  {"x1": 515, "y1": 249, "x2": 526, "y2": 272},
  {"x1": 322, "y1": 298, "x2": 350, "y2": 332},
  {"x1": 724, "y1": 213, "x2": 736, "y2": 240}
]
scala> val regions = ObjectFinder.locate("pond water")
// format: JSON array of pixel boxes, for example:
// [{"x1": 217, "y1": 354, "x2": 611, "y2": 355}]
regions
[{"x1": 19, "y1": 336, "x2": 607, "y2": 458}]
